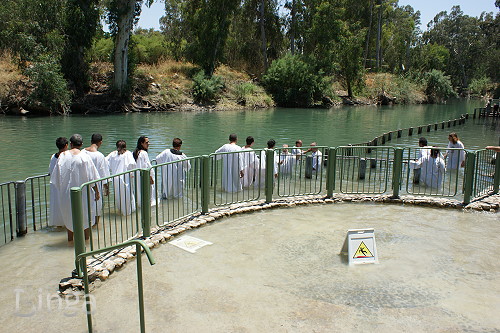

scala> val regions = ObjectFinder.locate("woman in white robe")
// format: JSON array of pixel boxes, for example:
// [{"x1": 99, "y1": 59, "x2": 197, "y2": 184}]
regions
[
  {"x1": 214, "y1": 135, "x2": 244, "y2": 192},
  {"x1": 156, "y1": 138, "x2": 191, "y2": 198},
  {"x1": 410, "y1": 148, "x2": 446, "y2": 189},
  {"x1": 82, "y1": 142, "x2": 110, "y2": 220},
  {"x1": 240, "y1": 148, "x2": 259, "y2": 188},
  {"x1": 133, "y1": 136, "x2": 156, "y2": 206},
  {"x1": 48, "y1": 137, "x2": 68, "y2": 228},
  {"x1": 279, "y1": 145, "x2": 294, "y2": 176},
  {"x1": 106, "y1": 140, "x2": 137, "y2": 216},
  {"x1": 444, "y1": 132, "x2": 465, "y2": 170}
]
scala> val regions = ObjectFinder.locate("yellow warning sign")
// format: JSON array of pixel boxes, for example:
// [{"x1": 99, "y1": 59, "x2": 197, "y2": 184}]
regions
[{"x1": 353, "y1": 241, "x2": 374, "y2": 258}]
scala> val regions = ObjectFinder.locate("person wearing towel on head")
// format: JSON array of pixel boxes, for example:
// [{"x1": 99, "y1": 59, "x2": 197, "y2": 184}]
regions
[
  {"x1": 410, "y1": 147, "x2": 446, "y2": 189},
  {"x1": 215, "y1": 134, "x2": 244, "y2": 192},
  {"x1": 50, "y1": 134, "x2": 100, "y2": 241},
  {"x1": 106, "y1": 140, "x2": 137, "y2": 216},
  {"x1": 156, "y1": 138, "x2": 191, "y2": 198}
]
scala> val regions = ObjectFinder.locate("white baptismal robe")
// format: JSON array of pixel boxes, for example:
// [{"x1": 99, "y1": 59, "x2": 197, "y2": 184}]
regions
[
  {"x1": 279, "y1": 153, "x2": 294, "y2": 175},
  {"x1": 215, "y1": 143, "x2": 244, "y2": 192},
  {"x1": 106, "y1": 150, "x2": 137, "y2": 215},
  {"x1": 410, "y1": 155, "x2": 446, "y2": 188},
  {"x1": 156, "y1": 149, "x2": 191, "y2": 198},
  {"x1": 134, "y1": 150, "x2": 156, "y2": 206},
  {"x1": 446, "y1": 141, "x2": 465, "y2": 170},
  {"x1": 49, "y1": 154, "x2": 64, "y2": 227},
  {"x1": 50, "y1": 151, "x2": 100, "y2": 231},
  {"x1": 311, "y1": 150, "x2": 323, "y2": 172},
  {"x1": 240, "y1": 147, "x2": 259, "y2": 188},
  {"x1": 82, "y1": 150, "x2": 110, "y2": 216}
]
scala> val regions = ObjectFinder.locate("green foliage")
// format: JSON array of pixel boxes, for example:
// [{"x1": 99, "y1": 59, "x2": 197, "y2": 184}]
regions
[
  {"x1": 192, "y1": 70, "x2": 225, "y2": 104},
  {"x1": 234, "y1": 82, "x2": 257, "y2": 103},
  {"x1": 468, "y1": 77, "x2": 494, "y2": 97},
  {"x1": 424, "y1": 70, "x2": 457, "y2": 103},
  {"x1": 25, "y1": 55, "x2": 71, "y2": 113},
  {"x1": 262, "y1": 54, "x2": 325, "y2": 107},
  {"x1": 131, "y1": 29, "x2": 170, "y2": 64},
  {"x1": 88, "y1": 37, "x2": 114, "y2": 62}
]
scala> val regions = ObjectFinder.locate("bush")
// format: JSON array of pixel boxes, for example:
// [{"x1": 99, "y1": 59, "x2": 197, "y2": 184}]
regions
[
  {"x1": 88, "y1": 37, "x2": 114, "y2": 62},
  {"x1": 468, "y1": 77, "x2": 494, "y2": 97},
  {"x1": 25, "y1": 54, "x2": 71, "y2": 113},
  {"x1": 262, "y1": 54, "x2": 325, "y2": 107},
  {"x1": 424, "y1": 70, "x2": 456, "y2": 103},
  {"x1": 234, "y1": 82, "x2": 256, "y2": 104},
  {"x1": 192, "y1": 70, "x2": 225, "y2": 104}
]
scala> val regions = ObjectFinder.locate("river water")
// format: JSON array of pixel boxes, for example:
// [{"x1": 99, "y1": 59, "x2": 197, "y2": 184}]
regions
[{"x1": 1, "y1": 99, "x2": 498, "y2": 183}]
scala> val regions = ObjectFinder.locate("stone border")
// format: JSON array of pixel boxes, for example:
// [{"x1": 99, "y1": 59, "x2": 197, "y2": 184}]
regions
[{"x1": 59, "y1": 193, "x2": 499, "y2": 296}]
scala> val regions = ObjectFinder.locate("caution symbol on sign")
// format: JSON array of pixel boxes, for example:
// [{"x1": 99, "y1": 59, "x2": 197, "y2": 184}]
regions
[{"x1": 353, "y1": 241, "x2": 373, "y2": 259}]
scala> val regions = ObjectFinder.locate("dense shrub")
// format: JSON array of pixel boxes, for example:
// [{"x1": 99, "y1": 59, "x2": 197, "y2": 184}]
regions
[
  {"x1": 192, "y1": 70, "x2": 225, "y2": 104},
  {"x1": 424, "y1": 70, "x2": 457, "y2": 103},
  {"x1": 25, "y1": 54, "x2": 71, "y2": 113},
  {"x1": 262, "y1": 54, "x2": 325, "y2": 107},
  {"x1": 88, "y1": 37, "x2": 114, "y2": 62},
  {"x1": 468, "y1": 77, "x2": 494, "y2": 97}
]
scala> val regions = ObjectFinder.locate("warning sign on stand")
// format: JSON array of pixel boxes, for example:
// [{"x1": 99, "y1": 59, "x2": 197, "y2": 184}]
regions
[{"x1": 341, "y1": 228, "x2": 378, "y2": 265}]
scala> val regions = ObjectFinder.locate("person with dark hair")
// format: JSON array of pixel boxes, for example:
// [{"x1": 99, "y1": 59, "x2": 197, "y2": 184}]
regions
[
  {"x1": 215, "y1": 134, "x2": 244, "y2": 192},
  {"x1": 48, "y1": 137, "x2": 68, "y2": 229},
  {"x1": 133, "y1": 136, "x2": 155, "y2": 206},
  {"x1": 410, "y1": 147, "x2": 446, "y2": 189},
  {"x1": 256, "y1": 139, "x2": 279, "y2": 187},
  {"x1": 417, "y1": 137, "x2": 432, "y2": 159},
  {"x1": 444, "y1": 132, "x2": 465, "y2": 169},
  {"x1": 156, "y1": 138, "x2": 191, "y2": 198},
  {"x1": 50, "y1": 134, "x2": 100, "y2": 241},
  {"x1": 82, "y1": 134, "x2": 110, "y2": 226},
  {"x1": 106, "y1": 140, "x2": 137, "y2": 215},
  {"x1": 240, "y1": 136, "x2": 259, "y2": 188}
]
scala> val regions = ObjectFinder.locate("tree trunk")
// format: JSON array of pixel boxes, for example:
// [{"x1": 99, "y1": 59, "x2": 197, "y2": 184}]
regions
[
  {"x1": 113, "y1": 0, "x2": 136, "y2": 95},
  {"x1": 290, "y1": 0, "x2": 296, "y2": 55},
  {"x1": 375, "y1": 0, "x2": 383, "y2": 70},
  {"x1": 363, "y1": 0, "x2": 374, "y2": 68},
  {"x1": 260, "y1": 0, "x2": 268, "y2": 71}
]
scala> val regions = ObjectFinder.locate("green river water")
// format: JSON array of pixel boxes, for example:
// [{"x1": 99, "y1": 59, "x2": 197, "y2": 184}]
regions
[{"x1": 0, "y1": 99, "x2": 498, "y2": 183}]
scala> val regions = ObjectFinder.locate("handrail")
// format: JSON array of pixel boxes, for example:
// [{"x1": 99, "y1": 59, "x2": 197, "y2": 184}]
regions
[{"x1": 75, "y1": 239, "x2": 155, "y2": 333}]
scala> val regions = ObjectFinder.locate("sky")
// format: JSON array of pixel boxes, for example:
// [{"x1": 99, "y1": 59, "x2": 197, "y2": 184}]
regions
[{"x1": 134, "y1": 0, "x2": 499, "y2": 32}]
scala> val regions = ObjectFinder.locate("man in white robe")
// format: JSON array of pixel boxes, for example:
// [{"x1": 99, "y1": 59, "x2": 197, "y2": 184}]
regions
[
  {"x1": 82, "y1": 133, "x2": 110, "y2": 225},
  {"x1": 214, "y1": 134, "x2": 244, "y2": 192},
  {"x1": 49, "y1": 137, "x2": 68, "y2": 228},
  {"x1": 50, "y1": 134, "x2": 100, "y2": 241},
  {"x1": 256, "y1": 139, "x2": 279, "y2": 188},
  {"x1": 106, "y1": 140, "x2": 137, "y2": 216},
  {"x1": 156, "y1": 138, "x2": 191, "y2": 198},
  {"x1": 279, "y1": 144, "x2": 294, "y2": 176},
  {"x1": 240, "y1": 136, "x2": 259, "y2": 188},
  {"x1": 410, "y1": 148, "x2": 446, "y2": 189}
]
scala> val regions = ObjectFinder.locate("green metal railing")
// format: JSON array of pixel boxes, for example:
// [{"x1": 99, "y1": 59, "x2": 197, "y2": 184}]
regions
[
  {"x1": 0, "y1": 181, "x2": 15, "y2": 245},
  {"x1": 151, "y1": 156, "x2": 202, "y2": 227},
  {"x1": 25, "y1": 174, "x2": 50, "y2": 231},
  {"x1": 472, "y1": 149, "x2": 499, "y2": 198},
  {"x1": 75, "y1": 239, "x2": 155, "y2": 333}
]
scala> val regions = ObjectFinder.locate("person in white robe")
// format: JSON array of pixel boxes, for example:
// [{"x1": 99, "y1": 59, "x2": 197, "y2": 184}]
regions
[
  {"x1": 417, "y1": 137, "x2": 432, "y2": 159},
  {"x1": 106, "y1": 140, "x2": 137, "y2": 216},
  {"x1": 48, "y1": 137, "x2": 68, "y2": 228},
  {"x1": 256, "y1": 139, "x2": 279, "y2": 188},
  {"x1": 410, "y1": 148, "x2": 446, "y2": 188},
  {"x1": 240, "y1": 136, "x2": 259, "y2": 188},
  {"x1": 82, "y1": 134, "x2": 110, "y2": 226},
  {"x1": 214, "y1": 134, "x2": 244, "y2": 192},
  {"x1": 444, "y1": 132, "x2": 465, "y2": 170},
  {"x1": 133, "y1": 136, "x2": 156, "y2": 206},
  {"x1": 50, "y1": 134, "x2": 100, "y2": 241},
  {"x1": 156, "y1": 138, "x2": 191, "y2": 198},
  {"x1": 279, "y1": 144, "x2": 294, "y2": 176},
  {"x1": 305, "y1": 142, "x2": 323, "y2": 172}
]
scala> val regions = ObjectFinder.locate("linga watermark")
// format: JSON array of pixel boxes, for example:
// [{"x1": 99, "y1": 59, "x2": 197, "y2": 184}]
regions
[{"x1": 14, "y1": 288, "x2": 96, "y2": 317}]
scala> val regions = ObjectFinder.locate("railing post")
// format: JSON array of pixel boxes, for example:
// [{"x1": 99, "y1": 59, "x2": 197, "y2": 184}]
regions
[
  {"x1": 463, "y1": 151, "x2": 476, "y2": 205},
  {"x1": 201, "y1": 155, "x2": 210, "y2": 213},
  {"x1": 493, "y1": 151, "x2": 500, "y2": 194},
  {"x1": 140, "y1": 169, "x2": 151, "y2": 238},
  {"x1": 71, "y1": 187, "x2": 86, "y2": 276},
  {"x1": 392, "y1": 148, "x2": 404, "y2": 198},
  {"x1": 326, "y1": 147, "x2": 336, "y2": 197},
  {"x1": 14, "y1": 181, "x2": 27, "y2": 237},
  {"x1": 265, "y1": 149, "x2": 274, "y2": 203}
]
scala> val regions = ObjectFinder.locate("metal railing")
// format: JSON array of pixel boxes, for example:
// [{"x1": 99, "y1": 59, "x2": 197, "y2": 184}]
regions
[
  {"x1": 25, "y1": 174, "x2": 50, "y2": 230},
  {"x1": 472, "y1": 149, "x2": 499, "y2": 198},
  {"x1": 75, "y1": 239, "x2": 155, "y2": 333},
  {"x1": 0, "y1": 181, "x2": 15, "y2": 245},
  {"x1": 151, "y1": 156, "x2": 202, "y2": 227}
]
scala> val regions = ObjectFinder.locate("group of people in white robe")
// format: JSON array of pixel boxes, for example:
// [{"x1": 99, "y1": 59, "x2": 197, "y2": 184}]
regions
[
  {"x1": 214, "y1": 135, "x2": 323, "y2": 192},
  {"x1": 49, "y1": 134, "x2": 191, "y2": 241},
  {"x1": 409, "y1": 133, "x2": 466, "y2": 189}
]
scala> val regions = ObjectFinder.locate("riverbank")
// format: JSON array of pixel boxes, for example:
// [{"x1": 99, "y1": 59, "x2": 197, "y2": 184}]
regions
[{"x1": 0, "y1": 56, "x2": 455, "y2": 116}]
